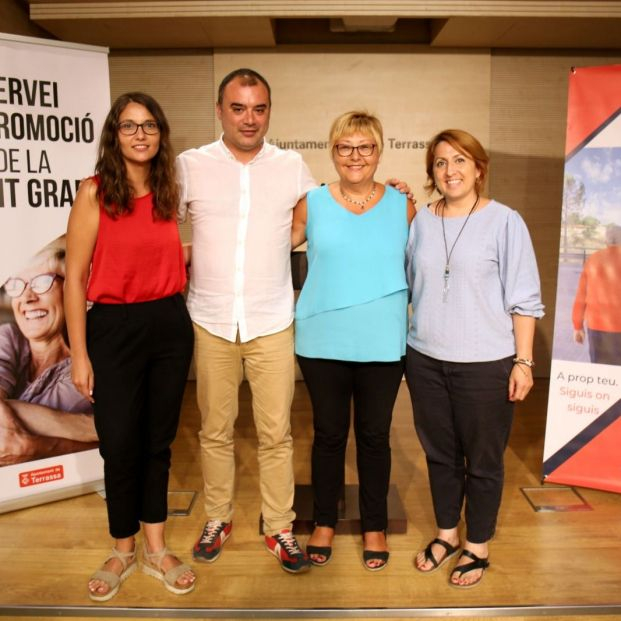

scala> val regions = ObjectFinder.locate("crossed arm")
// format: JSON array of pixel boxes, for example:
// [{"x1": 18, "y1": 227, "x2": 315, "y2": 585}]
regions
[{"x1": 0, "y1": 391, "x2": 97, "y2": 466}]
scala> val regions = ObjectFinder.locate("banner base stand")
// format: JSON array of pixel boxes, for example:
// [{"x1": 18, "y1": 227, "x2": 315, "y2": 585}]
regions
[
  {"x1": 168, "y1": 490, "x2": 197, "y2": 517},
  {"x1": 95, "y1": 488, "x2": 198, "y2": 517},
  {"x1": 521, "y1": 485, "x2": 592, "y2": 512},
  {"x1": 1, "y1": 480, "x2": 104, "y2": 515}
]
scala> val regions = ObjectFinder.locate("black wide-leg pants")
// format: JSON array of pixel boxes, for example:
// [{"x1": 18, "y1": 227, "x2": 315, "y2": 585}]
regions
[
  {"x1": 405, "y1": 346, "x2": 514, "y2": 543},
  {"x1": 87, "y1": 293, "x2": 193, "y2": 539},
  {"x1": 297, "y1": 355, "x2": 404, "y2": 533}
]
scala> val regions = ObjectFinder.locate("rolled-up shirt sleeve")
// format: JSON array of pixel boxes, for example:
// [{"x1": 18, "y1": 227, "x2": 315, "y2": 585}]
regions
[{"x1": 500, "y1": 210, "x2": 545, "y2": 318}]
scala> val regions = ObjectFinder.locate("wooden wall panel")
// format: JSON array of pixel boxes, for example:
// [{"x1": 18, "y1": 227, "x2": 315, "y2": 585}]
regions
[
  {"x1": 105, "y1": 47, "x2": 621, "y2": 378},
  {"x1": 489, "y1": 51, "x2": 621, "y2": 376},
  {"x1": 214, "y1": 45, "x2": 490, "y2": 197},
  {"x1": 109, "y1": 50, "x2": 215, "y2": 242},
  {"x1": 0, "y1": 0, "x2": 51, "y2": 38}
]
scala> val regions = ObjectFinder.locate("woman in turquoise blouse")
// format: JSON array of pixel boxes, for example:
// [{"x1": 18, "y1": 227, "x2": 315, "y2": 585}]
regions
[{"x1": 292, "y1": 111, "x2": 415, "y2": 571}]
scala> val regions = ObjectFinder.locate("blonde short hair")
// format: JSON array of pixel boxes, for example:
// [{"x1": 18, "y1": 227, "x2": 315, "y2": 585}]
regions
[{"x1": 329, "y1": 110, "x2": 384, "y2": 155}]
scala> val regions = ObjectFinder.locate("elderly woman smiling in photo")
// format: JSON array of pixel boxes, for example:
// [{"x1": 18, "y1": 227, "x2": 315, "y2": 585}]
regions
[
  {"x1": 0, "y1": 240, "x2": 97, "y2": 466},
  {"x1": 292, "y1": 110, "x2": 415, "y2": 572},
  {"x1": 405, "y1": 129, "x2": 544, "y2": 588}
]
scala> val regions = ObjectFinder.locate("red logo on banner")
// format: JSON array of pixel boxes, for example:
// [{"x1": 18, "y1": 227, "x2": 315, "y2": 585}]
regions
[{"x1": 18, "y1": 465, "x2": 65, "y2": 488}]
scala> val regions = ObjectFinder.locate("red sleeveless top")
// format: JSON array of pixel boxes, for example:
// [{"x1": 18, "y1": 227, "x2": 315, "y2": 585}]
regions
[{"x1": 87, "y1": 183, "x2": 186, "y2": 304}]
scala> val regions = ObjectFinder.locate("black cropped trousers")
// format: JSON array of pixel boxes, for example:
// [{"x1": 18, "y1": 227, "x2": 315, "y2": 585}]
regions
[
  {"x1": 87, "y1": 293, "x2": 193, "y2": 539},
  {"x1": 405, "y1": 346, "x2": 514, "y2": 543}
]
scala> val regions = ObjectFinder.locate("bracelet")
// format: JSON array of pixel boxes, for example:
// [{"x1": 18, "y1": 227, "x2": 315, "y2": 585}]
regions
[{"x1": 513, "y1": 357, "x2": 535, "y2": 368}]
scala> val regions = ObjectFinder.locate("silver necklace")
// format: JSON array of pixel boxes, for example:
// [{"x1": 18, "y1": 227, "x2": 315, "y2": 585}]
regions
[
  {"x1": 340, "y1": 183, "x2": 376, "y2": 209},
  {"x1": 440, "y1": 195, "x2": 479, "y2": 302}
]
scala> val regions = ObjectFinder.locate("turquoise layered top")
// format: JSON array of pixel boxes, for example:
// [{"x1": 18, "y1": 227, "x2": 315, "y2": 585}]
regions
[{"x1": 295, "y1": 184, "x2": 409, "y2": 362}]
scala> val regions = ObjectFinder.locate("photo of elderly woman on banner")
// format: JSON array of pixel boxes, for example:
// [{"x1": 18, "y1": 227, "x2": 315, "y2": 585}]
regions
[{"x1": 1, "y1": 236, "x2": 98, "y2": 467}]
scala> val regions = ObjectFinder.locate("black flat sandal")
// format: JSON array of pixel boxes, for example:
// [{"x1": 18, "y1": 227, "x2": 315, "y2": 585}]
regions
[
  {"x1": 306, "y1": 544, "x2": 332, "y2": 567},
  {"x1": 449, "y1": 549, "x2": 489, "y2": 589},
  {"x1": 363, "y1": 549, "x2": 389, "y2": 572},
  {"x1": 416, "y1": 537, "x2": 459, "y2": 574}
]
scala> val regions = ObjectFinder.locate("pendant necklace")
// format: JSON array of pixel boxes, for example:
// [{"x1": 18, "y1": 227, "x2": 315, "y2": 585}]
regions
[
  {"x1": 441, "y1": 194, "x2": 479, "y2": 302},
  {"x1": 340, "y1": 183, "x2": 376, "y2": 209}
]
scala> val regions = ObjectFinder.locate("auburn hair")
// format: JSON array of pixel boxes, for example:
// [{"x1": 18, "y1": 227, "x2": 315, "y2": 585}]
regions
[{"x1": 424, "y1": 129, "x2": 489, "y2": 195}]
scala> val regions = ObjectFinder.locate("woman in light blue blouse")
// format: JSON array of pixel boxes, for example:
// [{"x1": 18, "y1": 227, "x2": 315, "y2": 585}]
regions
[
  {"x1": 405, "y1": 129, "x2": 544, "y2": 588},
  {"x1": 292, "y1": 111, "x2": 415, "y2": 571}
]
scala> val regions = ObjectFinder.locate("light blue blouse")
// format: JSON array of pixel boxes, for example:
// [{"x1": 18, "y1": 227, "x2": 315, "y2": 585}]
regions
[
  {"x1": 295, "y1": 185, "x2": 409, "y2": 362},
  {"x1": 406, "y1": 200, "x2": 544, "y2": 362}
]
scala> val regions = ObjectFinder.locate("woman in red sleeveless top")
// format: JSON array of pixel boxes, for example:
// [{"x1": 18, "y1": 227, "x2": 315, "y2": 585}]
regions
[{"x1": 65, "y1": 93, "x2": 195, "y2": 601}]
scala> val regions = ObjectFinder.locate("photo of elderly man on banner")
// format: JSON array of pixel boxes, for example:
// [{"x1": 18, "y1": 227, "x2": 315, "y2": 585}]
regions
[{"x1": 544, "y1": 63, "x2": 621, "y2": 494}]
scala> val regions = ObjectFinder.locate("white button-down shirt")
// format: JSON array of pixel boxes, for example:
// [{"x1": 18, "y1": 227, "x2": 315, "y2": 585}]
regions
[{"x1": 177, "y1": 138, "x2": 316, "y2": 343}]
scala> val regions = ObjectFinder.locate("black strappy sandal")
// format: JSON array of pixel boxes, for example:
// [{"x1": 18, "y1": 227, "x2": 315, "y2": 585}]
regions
[
  {"x1": 415, "y1": 537, "x2": 459, "y2": 574},
  {"x1": 449, "y1": 549, "x2": 489, "y2": 588}
]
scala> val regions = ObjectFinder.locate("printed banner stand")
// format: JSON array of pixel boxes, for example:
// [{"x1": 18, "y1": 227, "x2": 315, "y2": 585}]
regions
[
  {"x1": 543, "y1": 64, "x2": 621, "y2": 493},
  {"x1": 0, "y1": 33, "x2": 109, "y2": 512}
]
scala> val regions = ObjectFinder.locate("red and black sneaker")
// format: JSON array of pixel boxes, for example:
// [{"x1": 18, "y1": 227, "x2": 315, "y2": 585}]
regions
[
  {"x1": 265, "y1": 529, "x2": 311, "y2": 574},
  {"x1": 193, "y1": 520, "x2": 232, "y2": 563}
]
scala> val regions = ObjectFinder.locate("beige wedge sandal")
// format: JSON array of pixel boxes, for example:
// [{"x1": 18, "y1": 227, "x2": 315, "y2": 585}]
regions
[
  {"x1": 141, "y1": 547, "x2": 196, "y2": 595},
  {"x1": 88, "y1": 547, "x2": 137, "y2": 602}
]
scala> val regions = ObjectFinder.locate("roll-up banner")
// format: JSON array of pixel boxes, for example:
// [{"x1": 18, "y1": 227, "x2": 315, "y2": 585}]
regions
[
  {"x1": 0, "y1": 33, "x2": 109, "y2": 512},
  {"x1": 543, "y1": 64, "x2": 621, "y2": 493}
]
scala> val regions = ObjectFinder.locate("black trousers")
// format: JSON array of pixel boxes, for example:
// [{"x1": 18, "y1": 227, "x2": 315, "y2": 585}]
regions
[
  {"x1": 405, "y1": 346, "x2": 514, "y2": 543},
  {"x1": 87, "y1": 293, "x2": 194, "y2": 539},
  {"x1": 297, "y1": 355, "x2": 405, "y2": 533}
]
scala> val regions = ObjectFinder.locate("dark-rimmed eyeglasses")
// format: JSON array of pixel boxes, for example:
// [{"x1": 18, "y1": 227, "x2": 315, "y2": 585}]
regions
[
  {"x1": 334, "y1": 143, "x2": 376, "y2": 157},
  {"x1": 2, "y1": 273, "x2": 64, "y2": 298},
  {"x1": 117, "y1": 120, "x2": 160, "y2": 136}
]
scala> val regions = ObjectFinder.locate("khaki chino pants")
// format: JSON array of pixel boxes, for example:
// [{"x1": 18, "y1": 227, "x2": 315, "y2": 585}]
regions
[{"x1": 193, "y1": 322, "x2": 296, "y2": 535}]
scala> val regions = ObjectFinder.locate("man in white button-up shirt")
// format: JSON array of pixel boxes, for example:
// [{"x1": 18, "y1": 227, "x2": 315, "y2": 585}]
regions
[{"x1": 177, "y1": 69, "x2": 316, "y2": 574}]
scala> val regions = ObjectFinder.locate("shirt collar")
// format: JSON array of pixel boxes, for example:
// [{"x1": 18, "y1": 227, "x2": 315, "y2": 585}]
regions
[{"x1": 218, "y1": 134, "x2": 268, "y2": 164}]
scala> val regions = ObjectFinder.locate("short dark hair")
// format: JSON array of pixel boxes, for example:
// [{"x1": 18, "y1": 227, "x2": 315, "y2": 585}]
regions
[{"x1": 217, "y1": 68, "x2": 271, "y2": 105}]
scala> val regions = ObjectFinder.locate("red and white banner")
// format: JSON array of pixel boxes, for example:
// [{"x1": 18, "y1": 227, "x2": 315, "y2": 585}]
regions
[
  {"x1": 543, "y1": 64, "x2": 621, "y2": 493},
  {"x1": 0, "y1": 33, "x2": 109, "y2": 511}
]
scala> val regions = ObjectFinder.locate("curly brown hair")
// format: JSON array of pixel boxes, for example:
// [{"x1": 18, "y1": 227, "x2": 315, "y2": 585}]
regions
[{"x1": 95, "y1": 92, "x2": 178, "y2": 220}]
